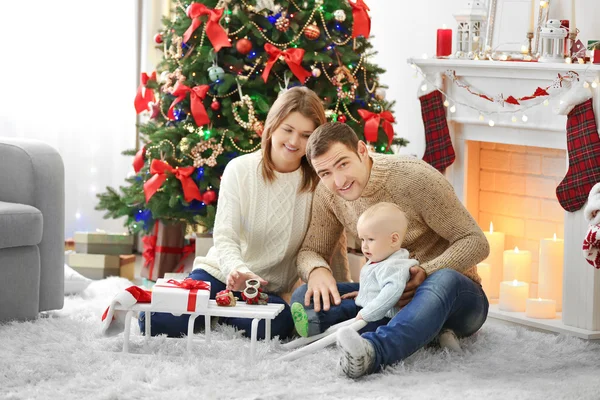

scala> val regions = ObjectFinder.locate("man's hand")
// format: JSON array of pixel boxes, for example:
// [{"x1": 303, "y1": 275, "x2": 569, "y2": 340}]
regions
[
  {"x1": 396, "y1": 266, "x2": 427, "y2": 308},
  {"x1": 341, "y1": 291, "x2": 359, "y2": 300},
  {"x1": 305, "y1": 267, "x2": 340, "y2": 312},
  {"x1": 226, "y1": 270, "x2": 268, "y2": 291}
]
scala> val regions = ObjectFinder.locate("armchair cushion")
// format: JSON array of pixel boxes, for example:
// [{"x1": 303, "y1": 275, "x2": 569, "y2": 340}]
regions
[{"x1": 0, "y1": 201, "x2": 42, "y2": 250}]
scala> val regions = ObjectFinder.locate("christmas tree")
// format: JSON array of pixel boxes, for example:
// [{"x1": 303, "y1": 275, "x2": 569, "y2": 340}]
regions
[{"x1": 96, "y1": 0, "x2": 408, "y2": 234}]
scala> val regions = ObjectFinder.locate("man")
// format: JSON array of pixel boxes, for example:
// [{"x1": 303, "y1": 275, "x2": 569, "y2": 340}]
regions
[{"x1": 292, "y1": 122, "x2": 490, "y2": 378}]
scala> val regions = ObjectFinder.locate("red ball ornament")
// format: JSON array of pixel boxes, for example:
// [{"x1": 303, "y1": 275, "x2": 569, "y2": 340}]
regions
[
  {"x1": 154, "y1": 33, "x2": 163, "y2": 44},
  {"x1": 210, "y1": 100, "x2": 221, "y2": 111},
  {"x1": 303, "y1": 24, "x2": 321, "y2": 40},
  {"x1": 338, "y1": 115, "x2": 347, "y2": 123},
  {"x1": 236, "y1": 38, "x2": 253, "y2": 55},
  {"x1": 203, "y1": 190, "x2": 217, "y2": 205}
]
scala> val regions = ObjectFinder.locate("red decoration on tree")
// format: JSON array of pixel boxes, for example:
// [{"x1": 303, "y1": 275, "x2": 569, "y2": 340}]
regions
[
  {"x1": 338, "y1": 115, "x2": 347, "y2": 123},
  {"x1": 184, "y1": 3, "x2": 232, "y2": 52},
  {"x1": 236, "y1": 38, "x2": 253, "y2": 55},
  {"x1": 349, "y1": 0, "x2": 371, "y2": 38},
  {"x1": 419, "y1": 88, "x2": 455, "y2": 173},
  {"x1": 168, "y1": 82, "x2": 211, "y2": 127},
  {"x1": 134, "y1": 72, "x2": 156, "y2": 114},
  {"x1": 304, "y1": 24, "x2": 321, "y2": 40},
  {"x1": 211, "y1": 99, "x2": 221, "y2": 111},
  {"x1": 133, "y1": 146, "x2": 146, "y2": 173},
  {"x1": 154, "y1": 33, "x2": 163, "y2": 44},
  {"x1": 144, "y1": 160, "x2": 203, "y2": 203},
  {"x1": 202, "y1": 189, "x2": 217, "y2": 205},
  {"x1": 262, "y1": 44, "x2": 311, "y2": 83},
  {"x1": 357, "y1": 109, "x2": 395, "y2": 146}
]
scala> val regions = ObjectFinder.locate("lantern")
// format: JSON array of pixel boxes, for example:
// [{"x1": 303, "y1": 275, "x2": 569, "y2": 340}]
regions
[
  {"x1": 539, "y1": 20, "x2": 567, "y2": 63},
  {"x1": 453, "y1": 0, "x2": 487, "y2": 58}
]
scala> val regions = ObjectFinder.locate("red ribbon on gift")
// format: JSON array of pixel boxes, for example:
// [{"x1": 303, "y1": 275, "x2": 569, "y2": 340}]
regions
[
  {"x1": 168, "y1": 82, "x2": 211, "y2": 127},
  {"x1": 155, "y1": 279, "x2": 211, "y2": 312},
  {"x1": 134, "y1": 72, "x2": 157, "y2": 114},
  {"x1": 133, "y1": 146, "x2": 146, "y2": 173},
  {"x1": 143, "y1": 159, "x2": 203, "y2": 203},
  {"x1": 262, "y1": 44, "x2": 311, "y2": 84},
  {"x1": 357, "y1": 109, "x2": 395, "y2": 146},
  {"x1": 142, "y1": 224, "x2": 189, "y2": 280},
  {"x1": 183, "y1": 4, "x2": 231, "y2": 52},
  {"x1": 349, "y1": 0, "x2": 371, "y2": 38},
  {"x1": 175, "y1": 240, "x2": 196, "y2": 273}
]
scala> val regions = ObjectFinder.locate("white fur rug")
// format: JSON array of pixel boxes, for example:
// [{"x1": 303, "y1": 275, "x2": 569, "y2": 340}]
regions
[{"x1": 2, "y1": 277, "x2": 600, "y2": 400}]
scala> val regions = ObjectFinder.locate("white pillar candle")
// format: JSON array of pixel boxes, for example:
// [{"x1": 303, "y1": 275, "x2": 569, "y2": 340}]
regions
[
  {"x1": 503, "y1": 247, "x2": 532, "y2": 283},
  {"x1": 499, "y1": 280, "x2": 529, "y2": 312},
  {"x1": 477, "y1": 262, "x2": 492, "y2": 297},
  {"x1": 571, "y1": 0, "x2": 576, "y2": 34},
  {"x1": 526, "y1": 297, "x2": 557, "y2": 319},
  {"x1": 538, "y1": 234, "x2": 564, "y2": 311},
  {"x1": 483, "y1": 222, "x2": 505, "y2": 299}
]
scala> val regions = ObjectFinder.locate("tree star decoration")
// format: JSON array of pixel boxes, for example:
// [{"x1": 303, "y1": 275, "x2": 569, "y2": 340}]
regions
[{"x1": 190, "y1": 139, "x2": 224, "y2": 168}]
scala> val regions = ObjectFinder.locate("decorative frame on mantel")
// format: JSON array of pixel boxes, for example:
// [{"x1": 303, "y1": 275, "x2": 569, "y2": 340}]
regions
[{"x1": 409, "y1": 58, "x2": 600, "y2": 339}]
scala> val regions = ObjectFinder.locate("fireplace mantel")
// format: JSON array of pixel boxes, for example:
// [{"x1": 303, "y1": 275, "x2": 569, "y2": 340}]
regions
[{"x1": 410, "y1": 58, "x2": 600, "y2": 339}]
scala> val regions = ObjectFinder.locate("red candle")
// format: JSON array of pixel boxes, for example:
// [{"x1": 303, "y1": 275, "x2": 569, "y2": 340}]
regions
[{"x1": 437, "y1": 28, "x2": 452, "y2": 57}]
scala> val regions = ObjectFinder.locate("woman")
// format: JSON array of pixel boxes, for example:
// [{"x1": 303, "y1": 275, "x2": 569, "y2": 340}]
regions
[{"x1": 140, "y1": 86, "x2": 325, "y2": 339}]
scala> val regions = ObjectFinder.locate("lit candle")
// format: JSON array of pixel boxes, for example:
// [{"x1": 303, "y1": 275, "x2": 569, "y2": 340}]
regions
[
  {"x1": 529, "y1": 0, "x2": 535, "y2": 32},
  {"x1": 526, "y1": 297, "x2": 557, "y2": 319},
  {"x1": 503, "y1": 247, "x2": 532, "y2": 283},
  {"x1": 538, "y1": 233, "x2": 564, "y2": 311},
  {"x1": 499, "y1": 280, "x2": 529, "y2": 312},
  {"x1": 483, "y1": 222, "x2": 505, "y2": 299},
  {"x1": 436, "y1": 25, "x2": 453, "y2": 58},
  {"x1": 571, "y1": 0, "x2": 576, "y2": 34},
  {"x1": 477, "y1": 262, "x2": 492, "y2": 296}
]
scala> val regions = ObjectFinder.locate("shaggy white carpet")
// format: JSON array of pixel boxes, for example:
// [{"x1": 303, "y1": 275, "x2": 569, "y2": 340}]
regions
[{"x1": 2, "y1": 277, "x2": 600, "y2": 400}]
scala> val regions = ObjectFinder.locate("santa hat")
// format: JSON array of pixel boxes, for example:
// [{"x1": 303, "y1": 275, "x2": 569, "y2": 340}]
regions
[
  {"x1": 584, "y1": 182, "x2": 600, "y2": 226},
  {"x1": 101, "y1": 286, "x2": 151, "y2": 336}
]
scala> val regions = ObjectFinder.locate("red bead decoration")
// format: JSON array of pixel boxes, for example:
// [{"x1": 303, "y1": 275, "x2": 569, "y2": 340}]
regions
[
  {"x1": 154, "y1": 33, "x2": 163, "y2": 44},
  {"x1": 303, "y1": 24, "x2": 321, "y2": 40},
  {"x1": 203, "y1": 189, "x2": 217, "y2": 205},
  {"x1": 210, "y1": 100, "x2": 221, "y2": 111},
  {"x1": 236, "y1": 38, "x2": 253, "y2": 55},
  {"x1": 338, "y1": 115, "x2": 347, "y2": 123}
]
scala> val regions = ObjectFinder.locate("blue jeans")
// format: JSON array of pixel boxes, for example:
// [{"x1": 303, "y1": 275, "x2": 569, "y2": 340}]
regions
[
  {"x1": 291, "y1": 269, "x2": 488, "y2": 371},
  {"x1": 290, "y1": 282, "x2": 392, "y2": 335},
  {"x1": 138, "y1": 269, "x2": 295, "y2": 340}
]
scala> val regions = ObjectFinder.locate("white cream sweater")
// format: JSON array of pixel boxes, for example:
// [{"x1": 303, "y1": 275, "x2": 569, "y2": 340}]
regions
[{"x1": 193, "y1": 151, "x2": 313, "y2": 294}]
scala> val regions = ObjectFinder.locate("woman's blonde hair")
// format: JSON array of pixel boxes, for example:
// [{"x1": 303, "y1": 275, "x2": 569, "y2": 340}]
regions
[{"x1": 261, "y1": 86, "x2": 326, "y2": 192}]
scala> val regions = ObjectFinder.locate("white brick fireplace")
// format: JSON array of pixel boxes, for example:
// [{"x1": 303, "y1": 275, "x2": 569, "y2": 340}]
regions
[{"x1": 412, "y1": 59, "x2": 600, "y2": 339}]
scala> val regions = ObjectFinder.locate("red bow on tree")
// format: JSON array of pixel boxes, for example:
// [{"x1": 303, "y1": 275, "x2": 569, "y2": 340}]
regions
[
  {"x1": 134, "y1": 72, "x2": 156, "y2": 114},
  {"x1": 349, "y1": 0, "x2": 371, "y2": 38},
  {"x1": 262, "y1": 44, "x2": 311, "y2": 83},
  {"x1": 183, "y1": 4, "x2": 231, "y2": 52},
  {"x1": 167, "y1": 82, "x2": 211, "y2": 127},
  {"x1": 133, "y1": 146, "x2": 146, "y2": 173},
  {"x1": 143, "y1": 159, "x2": 203, "y2": 203},
  {"x1": 358, "y1": 109, "x2": 395, "y2": 146}
]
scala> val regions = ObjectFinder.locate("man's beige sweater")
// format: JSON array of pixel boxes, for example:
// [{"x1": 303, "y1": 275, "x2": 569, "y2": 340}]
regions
[{"x1": 297, "y1": 154, "x2": 490, "y2": 284}]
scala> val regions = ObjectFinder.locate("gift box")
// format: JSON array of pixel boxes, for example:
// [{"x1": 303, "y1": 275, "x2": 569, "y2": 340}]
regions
[
  {"x1": 151, "y1": 278, "x2": 211, "y2": 313},
  {"x1": 65, "y1": 238, "x2": 75, "y2": 251},
  {"x1": 67, "y1": 253, "x2": 120, "y2": 279},
  {"x1": 119, "y1": 254, "x2": 136, "y2": 281},
  {"x1": 141, "y1": 221, "x2": 186, "y2": 281},
  {"x1": 74, "y1": 231, "x2": 134, "y2": 255}
]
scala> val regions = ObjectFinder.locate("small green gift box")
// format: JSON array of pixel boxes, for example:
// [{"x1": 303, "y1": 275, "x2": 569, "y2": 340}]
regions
[{"x1": 74, "y1": 231, "x2": 134, "y2": 255}]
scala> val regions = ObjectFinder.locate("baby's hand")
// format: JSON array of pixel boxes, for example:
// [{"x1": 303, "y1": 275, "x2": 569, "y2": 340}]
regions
[{"x1": 341, "y1": 291, "x2": 359, "y2": 300}]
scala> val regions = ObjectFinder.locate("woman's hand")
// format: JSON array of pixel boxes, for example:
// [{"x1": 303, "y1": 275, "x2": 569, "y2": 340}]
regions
[
  {"x1": 341, "y1": 291, "x2": 359, "y2": 300},
  {"x1": 226, "y1": 270, "x2": 268, "y2": 291}
]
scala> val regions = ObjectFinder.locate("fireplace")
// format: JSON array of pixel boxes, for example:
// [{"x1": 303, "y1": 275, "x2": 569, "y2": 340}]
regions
[{"x1": 411, "y1": 58, "x2": 600, "y2": 338}]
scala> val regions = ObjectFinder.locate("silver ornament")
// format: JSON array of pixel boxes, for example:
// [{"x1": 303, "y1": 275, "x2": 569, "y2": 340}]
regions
[
  {"x1": 333, "y1": 10, "x2": 346, "y2": 22},
  {"x1": 311, "y1": 68, "x2": 321, "y2": 78},
  {"x1": 375, "y1": 87, "x2": 386, "y2": 100}
]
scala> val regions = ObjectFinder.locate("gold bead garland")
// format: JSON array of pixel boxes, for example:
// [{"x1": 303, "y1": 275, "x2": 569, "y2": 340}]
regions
[
  {"x1": 146, "y1": 139, "x2": 187, "y2": 164},
  {"x1": 317, "y1": 11, "x2": 352, "y2": 46},
  {"x1": 232, "y1": 94, "x2": 259, "y2": 130},
  {"x1": 190, "y1": 134, "x2": 226, "y2": 168}
]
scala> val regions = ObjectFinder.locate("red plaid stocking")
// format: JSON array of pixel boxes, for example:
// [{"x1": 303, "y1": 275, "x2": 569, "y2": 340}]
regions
[
  {"x1": 420, "y1": 90, "x2": 455, "y2": 173},
  {"x1": 556, "y1": 98, "x2": 600, "y2": 212}
]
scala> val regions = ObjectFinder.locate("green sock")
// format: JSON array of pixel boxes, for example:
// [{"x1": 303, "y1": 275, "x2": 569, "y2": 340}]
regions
[{"x1": 291, "y1": 302, "x2": 309, "y2": 337}]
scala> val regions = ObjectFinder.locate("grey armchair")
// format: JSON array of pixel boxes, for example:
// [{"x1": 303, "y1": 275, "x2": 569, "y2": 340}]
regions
[{"x1": 0, "y1": 138, "x2": 64, "y2": 321}]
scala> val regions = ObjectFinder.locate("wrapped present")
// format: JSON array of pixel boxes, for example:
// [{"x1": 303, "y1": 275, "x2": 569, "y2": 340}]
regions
[
  {"x1": 67, "y1": 253, "x2": 120, "y2": 280},
  {"x1": 65, "y1": 238, "x2": 75, "y2": 251},
  {"x1": 74, "y1": 231, "x2": 134, "y2": 255},
  {"x1": 119, "y1": 254, "x2": 136, "y2": 281},
  {"x1": 216, "y1": 289, "x2": 237, "y2": 307},
  {"x1": 141, "y1": 221, "x2": 186, "y2": 281},
  {"x1": 151, "y1": 278, "x2": 211, "y2": 313}
]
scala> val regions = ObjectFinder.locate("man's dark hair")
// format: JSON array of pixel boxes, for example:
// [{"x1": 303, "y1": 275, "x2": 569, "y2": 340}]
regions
[{"x1": 305, "y1": 122, "x2": 360, "y2": 165}]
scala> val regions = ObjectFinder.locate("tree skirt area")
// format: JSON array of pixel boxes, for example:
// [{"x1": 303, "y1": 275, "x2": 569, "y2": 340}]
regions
[{"x1": 2, "y1": 277, "x2": 600, "y2": 400}]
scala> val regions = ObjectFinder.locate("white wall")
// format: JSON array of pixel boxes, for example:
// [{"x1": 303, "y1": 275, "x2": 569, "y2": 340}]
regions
[
  {"x1": 0, "y1": 1, "x2": 137, "y2": 237},
  {"x1": 369, "y1": 0, "x2": 600, "y2": 157}
]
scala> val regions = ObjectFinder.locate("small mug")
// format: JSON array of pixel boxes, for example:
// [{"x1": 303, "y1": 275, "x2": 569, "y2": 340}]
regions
[
  {"x1": 243, "y1": 286, "x2": 259, "y2": 300},
  {"x1": 245, "y1": 279, "x2": 261, "y2": 290}
]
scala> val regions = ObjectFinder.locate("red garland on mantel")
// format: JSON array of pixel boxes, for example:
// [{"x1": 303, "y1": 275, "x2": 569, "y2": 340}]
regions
[{"x1": 445, "y1": 70, "x2": 579, "y2": 106}]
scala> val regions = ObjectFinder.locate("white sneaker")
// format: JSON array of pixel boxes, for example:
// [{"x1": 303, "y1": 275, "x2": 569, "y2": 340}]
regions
[
  {"x1": 337, "y1": 327, "x2": 375, "y2": 379},
  {"x1": 438, "y1": 329, "x2": 462, "y2": 353}
]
